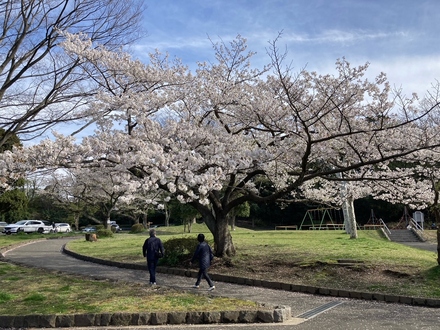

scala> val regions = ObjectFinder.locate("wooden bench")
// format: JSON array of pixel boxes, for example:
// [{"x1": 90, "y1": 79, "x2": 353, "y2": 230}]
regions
[{"x1": 275, "y1": 225, "x2": 298, "y2": 230}]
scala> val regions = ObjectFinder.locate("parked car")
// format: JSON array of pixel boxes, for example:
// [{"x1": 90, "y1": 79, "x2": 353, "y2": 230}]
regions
[
  {"x1": 82, "y1": 227, "x2": 96, "y2": 233},
  {"x1": 54, "y1": 223, "x2": 71, "y2": 233},
  {"x1": 3, "y1": 220, "x2": 54, "y2": 235},
  {"x1": 0, "y1": 221, "x2": 8, "y2": 233},
  {"x1": 43, "y1": 220, "x2": 55, "y2": 231},
  {"x1": 110, "y1": 221, "x2": 122, "y2": 232}
]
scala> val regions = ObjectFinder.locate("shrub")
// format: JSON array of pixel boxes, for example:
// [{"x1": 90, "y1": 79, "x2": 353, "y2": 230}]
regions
[
  {"x1": 162, "y1": 237, "x2": 199, "y2": 267},
  {"x1": 96, "y1": 229, "x2": 113, "y2": 238},
  {"x1": 164, "y1": 237, "x2": 199, "y2": 255},
  {"x1": 131, "y1": 223, "x2": 145, "y2": 233}
]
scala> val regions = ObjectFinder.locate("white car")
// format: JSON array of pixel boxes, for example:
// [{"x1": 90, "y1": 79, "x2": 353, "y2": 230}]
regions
[
  {"x1": 110, "y1": 221, "x2": 122, "y2": 232},
  {"x1": 54, "y1": 223, "x2": 71, "y2": 233},
  {"x1": 3, "y1": 220, "x2": 54, "y2": 235},
  {"x1": 82, "y1": 227, "x2": 96, "y2": 233}
]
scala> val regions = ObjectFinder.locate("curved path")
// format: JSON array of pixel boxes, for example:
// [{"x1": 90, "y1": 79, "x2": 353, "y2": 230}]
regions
[{"x1": 4, "y1": 238, "x2": 440, "y2": 330}]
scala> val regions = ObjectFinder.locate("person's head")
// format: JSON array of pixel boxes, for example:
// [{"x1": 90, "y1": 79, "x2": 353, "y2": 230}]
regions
[
  {"x1": 149, "y1": 228, "x2": 156, "y2": 237},
  {"x1": 197, "y1": 233, "x2": 205, "y2": 242}
]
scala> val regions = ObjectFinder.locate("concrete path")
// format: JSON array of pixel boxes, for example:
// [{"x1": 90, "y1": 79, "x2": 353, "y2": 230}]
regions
[
  {"x1": 3, "y1": 238, "x2": 440, "y2": 330},
  {"x1": 399, "y1": 241, "x2": 438, "y2": 252}
]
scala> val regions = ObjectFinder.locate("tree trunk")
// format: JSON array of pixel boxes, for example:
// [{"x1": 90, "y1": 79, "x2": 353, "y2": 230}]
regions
[
  {"x1": 342, "y1": 198, "x2": 351, "y2": 234},
  {"x1": 203, "y1": 213, "x2": 236, "y2": 257},
  {"x1": 437, "y1": 228, "x2": 440, "y2": 265},
  {"x1": 338, "y1": 175, "x2": 352, "y2": 235},
  {"x1": 183, "y1": 217, "x2": 194, "y2": 233},
  {"x1": 73, "y1": 213, "x2": 80, "y2": 231},
  {"x1": 432, "y1": 204, "x2": 440, "y2": 265},
  {"x1": 347, "y1": 196, "x2": 358, "y2": 239},
  {"x1": 429, "y1": 179, "x2": 440, "y2": 265},
  {"x1": 105, "y1": 215, "x2": 111, "y2": 230},
  {"x1": 184, "y1": 218, "x2": 191, "y2": 233},
  {"x1": 164, "y1": 204, "x2": 170, "y2": 227},
  {"x1": 140, "y1": 213, "x2": 148, "y2": 228},
  {"x1": 230, "y1": 214, "x2": 236, "y2": 231},
  {"x1": 339, "y1": 174, "x2": 358, "y2": 239}
]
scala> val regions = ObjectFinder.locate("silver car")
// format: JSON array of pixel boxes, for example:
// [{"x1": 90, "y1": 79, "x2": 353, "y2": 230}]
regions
[
  {"x1": 54, "y1": 223, "x2": 72, "y2": 233},
  {"x1": 3, "y1": 220, "x2": 53, "y2": 235}
]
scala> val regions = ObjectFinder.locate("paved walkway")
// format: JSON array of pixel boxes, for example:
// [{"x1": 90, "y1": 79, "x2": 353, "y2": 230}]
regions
[
  {"x1": 3, "y1": 238, "x2": 440, "y2": 330},
  {"x1": 399, "y1": 241, "x2": 438, "y2": 252}
]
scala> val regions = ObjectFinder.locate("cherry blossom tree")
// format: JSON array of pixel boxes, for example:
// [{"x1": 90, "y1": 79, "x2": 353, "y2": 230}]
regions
[
  {"x1": 0, "y1": 0, "x2": 145, "y2": 148},
  {"x1": 44, "y1": 163, "x2": 148, "y2": 229},
  {"x1": 4, "y1": 34, "x2": 440, "y2": 257}
]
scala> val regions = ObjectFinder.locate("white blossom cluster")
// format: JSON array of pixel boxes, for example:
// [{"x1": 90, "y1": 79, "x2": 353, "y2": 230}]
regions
[{"x1": 2, "y1": 33, "x2": 440, "y2": 231}]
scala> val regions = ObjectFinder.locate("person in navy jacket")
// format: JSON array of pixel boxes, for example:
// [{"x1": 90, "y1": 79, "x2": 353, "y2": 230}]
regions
[
  {"x1": 191, "y1": 233, "x2": 215, "y2": 291},
  {"x1": 142, "y1": 228, "x2": 165, "y2": 285}
]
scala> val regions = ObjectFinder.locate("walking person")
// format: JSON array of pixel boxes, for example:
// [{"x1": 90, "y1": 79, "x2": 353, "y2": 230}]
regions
[
  {"x1": 191, "y1": 233, "x2": 215, "y2": 291},
  {"x1": 142, "y1": 228, "x2": 165, "y2": 285}
]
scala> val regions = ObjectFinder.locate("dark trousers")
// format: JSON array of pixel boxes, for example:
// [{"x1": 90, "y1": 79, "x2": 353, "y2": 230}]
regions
[
  {"x1": 147, "y1": 258, "x2": 158, "y2": 283},
  {"x1": 195, "y1": 267, "x2": 214, "y2": 287}
]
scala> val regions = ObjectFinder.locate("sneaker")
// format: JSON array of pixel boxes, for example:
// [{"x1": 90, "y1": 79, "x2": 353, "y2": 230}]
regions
[
  {"x1": 192, "y1": 285, "x2": 199, "y2": 288},
  {"x1": 208, "y1": 286, "x2": 215, "y2": 291},
  {"x1": 150, "y1": 282, "x2": 156, "y2": 285}
]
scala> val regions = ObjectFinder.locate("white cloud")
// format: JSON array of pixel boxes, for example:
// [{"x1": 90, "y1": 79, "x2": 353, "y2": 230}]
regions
[{"x1": 370, "y1": 56, "x2": 440, "y2": 98}]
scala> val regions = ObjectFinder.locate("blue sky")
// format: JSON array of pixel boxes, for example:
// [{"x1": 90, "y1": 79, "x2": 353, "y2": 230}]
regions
[
  {"x1": 136, "y1": 0, "x2": 440, "y2": 98},
  {"x1": 39, "y1": 0, "x2": 439, "y2": 142}
]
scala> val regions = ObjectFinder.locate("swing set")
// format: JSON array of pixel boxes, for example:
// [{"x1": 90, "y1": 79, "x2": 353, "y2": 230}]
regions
[
  {"x1": 299, "y1": 207, "x2": 344, "y2": 230},
  {"x1": 363, "y1": 209, "x2": 385, "y2": 229}
]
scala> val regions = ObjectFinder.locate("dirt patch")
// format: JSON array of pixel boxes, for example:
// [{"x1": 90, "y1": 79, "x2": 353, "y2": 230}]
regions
[
  {"x1": 382, "y1": 269, "x2": 411, "y2": 278},
  {"x1": 206, "y1": 256, "x2": 423, "y2": 296}
]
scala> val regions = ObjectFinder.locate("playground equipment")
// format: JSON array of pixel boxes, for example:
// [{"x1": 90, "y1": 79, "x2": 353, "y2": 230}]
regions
[
  {"x1": 299, "y1": 207, "x2": 344, "y2": 230},
  {"x1": 363, "y1": 209, "x2": 385, "y2": 229},
  {"x1": 392, "y1": 206, "x2": 424, "y2": 230}
]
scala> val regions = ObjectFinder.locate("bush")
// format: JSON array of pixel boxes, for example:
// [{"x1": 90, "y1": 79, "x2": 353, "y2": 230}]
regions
[
  {"x1": 131, "y1": 223, "x2": 145, "y2": 233},
  {"x1": 162, "y1": 237, "x2": 199, "y2": 267},
  {"x1": 164, "y1": 237, "x2": 199, "y2": 255},
  {"x1": 96, "y1": 229, "x2": 113, "y2": 238}
]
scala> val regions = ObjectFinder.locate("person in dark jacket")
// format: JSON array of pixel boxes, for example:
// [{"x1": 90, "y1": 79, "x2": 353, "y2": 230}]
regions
[
  {"x1": 142, "y1": 228, "x2": 165, "y2": 285},
  {"x1": 191, "y1": 233, "x2": 215, "y2": 291}
]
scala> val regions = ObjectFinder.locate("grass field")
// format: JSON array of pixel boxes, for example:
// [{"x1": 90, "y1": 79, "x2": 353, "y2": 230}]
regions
[
  {"x1": 66, "y1": 224, "x2": 440, "y2": 298},
  {"x1": 0, "y1": 233, "x2": 259, "y2": 316},
  {"x1": 1, "y1": 226, "x2": 439, "y2": 316}
]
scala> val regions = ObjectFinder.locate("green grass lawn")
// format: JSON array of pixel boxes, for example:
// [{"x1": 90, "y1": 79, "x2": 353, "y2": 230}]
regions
[
  {"x1": 66, "y1": 224, "x2": 440, "y2": 298},
  {"x1": 0, "y1": 233, "x2": 259, "y2": 316},
  {"x1": 1, "y1": 225, "x2": 439, "y2": 316},
  {"x1": 67, "y1": 224, "x2": 437, "y2": 269}
]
